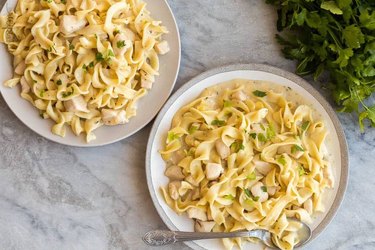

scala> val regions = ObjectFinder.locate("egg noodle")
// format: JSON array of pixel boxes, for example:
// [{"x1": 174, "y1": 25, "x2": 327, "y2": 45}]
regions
[
  {"x1": 0, "y1": 0, "x2": 169, "y2": 142},
  {"x1": 160, "y1": 80, "x2": 334, "y2": 250}
]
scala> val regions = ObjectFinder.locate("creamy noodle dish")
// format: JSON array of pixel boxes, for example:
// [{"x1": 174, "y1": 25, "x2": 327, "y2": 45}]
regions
[
  {"x1": 0, "y1": 0, "x2": 169, "y2": 142},
  {"x1": 160, "y1": 79, "x2": 334, "y2": 250}
]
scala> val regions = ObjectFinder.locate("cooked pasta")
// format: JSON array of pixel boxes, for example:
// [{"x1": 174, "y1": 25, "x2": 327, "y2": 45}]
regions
[
  {"x1": 160, "y1": 79, "x2": 334, "y2": 250},
  {"x1": 0, "y1": 0, "x2": 169, "y2": 142}
]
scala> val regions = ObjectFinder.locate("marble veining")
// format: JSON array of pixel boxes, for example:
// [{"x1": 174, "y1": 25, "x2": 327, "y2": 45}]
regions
[{"x1": 0, "y1": 0, "x2": 374, "y2": 249}]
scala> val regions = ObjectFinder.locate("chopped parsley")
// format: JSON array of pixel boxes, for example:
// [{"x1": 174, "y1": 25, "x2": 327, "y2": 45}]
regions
[
  {"x1": 167, "y1": 131, "x2": 179, "y2": 142},
  {"x1": 117, "y1": 40, "x2": 126, "y2": 48},
  {"x1": 253, "y1": 90, "x2": 267, "y2": 97},
  {"x1": 249, "y1": 133, "x2": 257, "y2": 139},
  {"x1": 211, "y1": 119, "x2": 226, "y2": 126},
  {"x1": 231, "y1": 141, "x2": 245, "y2": 153},
  {"x1": 246, "y1": 172, "x2": 256, "y2": 180},
  {"x1": 291, "y1": 145, "x2": 305, "y2": 154},
  {"x1": 62, "y1": 91, "x2": 73, "y2": 98},
  {"x1": 69, "y1": 44, "x2": 74, "y2": 50},
  {"x1": 96, "y1": 52, "x2": 104, "y2": 62},
  {"x1": 224, "y1": 194, "x2": 235, "y2": 200},
  {"x1": 301, "y1": 121, "x2": 310, "y2": 131},
  {"x1": 277, "y1": 156, "x2": 287, "y2": 166},
  {"x1": 96, "y1": 50, "x2": 115, "y2": 63},
  {"x1": 113, "y1": 30, "x2": 120, "y2": 36},
  {"x1": 40, "y1": 90, "x2": 45, "y2": 97},
  {"x1": 266, "y1": 123, "x2": 276, "y2": 139},
  {"x1": 243, "y1": 188, "x2": 259, "y2": 201},
  {"x1": 61, "y1": 0, "x2": 66, "y2": 3},
  {"x1": 56, "y1": 79, "x2": 62, "y2": 85},
  {"x1": 88, "y1": 61, "x2": 95, "y2": 68},
  {"x1": 261, "y1": 186, "x2": 268, "y2": 192},
  {"x1": 223, "y1": 100, "x2": 232, "y2": 108},
  {"x1": 298, "y1": 166, "x2": 307, "y2": 176},
  {"x1": 188, "y1": 125, "x2": 199, "y2": 134},
  {"x1": 258, "y1": 133, "x2": 267, "y2": 142},
  {"x1": 82, "y1": 64, "x2": 87, "y2": 71}
]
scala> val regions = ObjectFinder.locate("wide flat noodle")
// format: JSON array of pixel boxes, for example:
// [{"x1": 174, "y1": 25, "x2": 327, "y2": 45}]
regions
[
  {"x1": 160, "y1": 79, "x2": 334, "y2": 250},
  {"x1": 0, "y1": 0, "x2": 169, "y2": 142}
]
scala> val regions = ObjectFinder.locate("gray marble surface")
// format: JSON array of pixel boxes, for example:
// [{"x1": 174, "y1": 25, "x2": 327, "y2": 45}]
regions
[{"x1": 0, "y1": 0, "x2": 374, "y2": 249}]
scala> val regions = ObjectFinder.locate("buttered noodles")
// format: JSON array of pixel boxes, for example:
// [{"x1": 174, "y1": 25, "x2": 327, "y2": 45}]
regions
[
  {"x1": 160, "y1": 79, "x2": 334, "y2": 250},
  {"x1": 0, "y1": 0, "x2": 169, "y2": 142}
]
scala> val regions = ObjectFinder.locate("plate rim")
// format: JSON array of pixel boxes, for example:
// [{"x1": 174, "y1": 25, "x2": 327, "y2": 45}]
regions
[
  {"x1": 0, "y1": 0, "x2": 181, "y2": 147},
  {"x1": 146, "y1": 63, "x2": 349, "y2": 250}
]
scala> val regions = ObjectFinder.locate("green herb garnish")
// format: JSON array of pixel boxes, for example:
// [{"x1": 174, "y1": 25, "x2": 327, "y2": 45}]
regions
[
  {"x1": 266, "y1": 123, "x2": 276, "y2": 139},
  {"x1": 223, "y1": 100, "x2": 232, "y2": 108},
  {"x1": 244, "y1": 188, "x2": 252, "y2": 198},
  {"x1": 261, "y1": 186, "x2": 268, "y2": 192},
  {"x1": 61, "y1": 0, "x2": 66, "y2": 3},
  {"x1": 266, "y1": 0, "x2": 375, "y2": 130},
  {"x1": 69, "y1": 44, "x2": 74, "y2": 50},
  {"x1": 231, "y1": 141, "x2": 245, "y2": 153},
  {"x1": 56, "y1": 79, "x2": 62, "y2": 86},
  {"x1": 117, "y1": 40, "x2": 126, "y2": 48},
  {"x1": 211, "y1": 119, "x2": 226, "y2": 126},
  {"x1": 291, "y1": 145, "x2": 305, "y2": 154},
  {"x1": 253, "y1": 90, "x2": 267, "y2": 97},
  {"x1": 167, "y1": 132, "x2": 179, "y2": 142},
  {"x1": 113, "y1": 30, "x2": 120, "y2": 36},
  {"x1": 89, "y1": 61, "x2": 95, "y2": 68},
  {"x1": 258, "y1": 133, "x2": 267, "y2": 142},
  {"x1": 188, "y1": 125, "x2": 199, "y2": 134},
  {"x1": 301, "y1": 121, "x2": 310, "y2": 131},
  {"x1": 224, "y1": 194, "x2": 235, "y2": 200},
  {"x1": 253, "y1": 196, "x2": 260, "y2": 202},
  {"x1": 62, "y1": 91, "x2": 73, "y2": 98},
  {"x1": 40, "y1": 90, "x2": 45, "y2": 97},
  {"x1": 249, "y1": 133, "x2": 257, "y2": 139},
  {"x1": 82, "y1": 64, "x2": 87, "y2": 71},
  {"x1": 96, "y1": 52, "x2": 104, "y2": 62},
  {"x1": 298, "y1": 166, "x2": 307, "y2": 176},
  {"x1": 277, "y1": 156, "x2": 287, "y2": 166},
  {"x1": 107, "y1": 49, "x2": 115, "y2": 57},
  {"x1": 246, "y1": 172, "x2": 256, "y2": 180}
]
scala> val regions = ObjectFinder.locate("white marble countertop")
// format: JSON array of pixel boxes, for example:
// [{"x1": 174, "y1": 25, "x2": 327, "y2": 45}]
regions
[{"x1": 0, "y1": 0, "x2": 374, "y2": 249}]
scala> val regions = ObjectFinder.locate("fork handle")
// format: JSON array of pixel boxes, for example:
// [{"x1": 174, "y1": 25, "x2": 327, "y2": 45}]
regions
[{"x1": 142, "y1": 230, "x2": 253, "y2": 246}]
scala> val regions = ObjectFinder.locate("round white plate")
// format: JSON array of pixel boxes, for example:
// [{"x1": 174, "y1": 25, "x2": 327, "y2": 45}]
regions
[
  {"x1": 146, "y1": 64, "x2": 348, "y2": 250},
  {"x1": 0, "y1": 0, "x2": 180, "y2": 147}
]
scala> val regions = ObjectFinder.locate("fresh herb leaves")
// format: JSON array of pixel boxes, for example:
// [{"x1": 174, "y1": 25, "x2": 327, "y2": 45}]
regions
[
  {"x1": 211, "y1": 119, "x2": 226, "y2": 126},
  {"x1": 253, "y1": 90, "x2": 267, "y2": 97},
  {"x1": 266, "y1": 0, "x2": 375, "y2": 130}
]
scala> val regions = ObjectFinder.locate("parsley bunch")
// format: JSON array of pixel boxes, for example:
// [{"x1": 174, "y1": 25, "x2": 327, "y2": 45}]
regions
[{"x1": 266, "y1": 0, "x2": 375, "y2": 130}]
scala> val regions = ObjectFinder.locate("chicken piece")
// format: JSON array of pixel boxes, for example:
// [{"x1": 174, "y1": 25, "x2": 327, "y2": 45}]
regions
[
  {"x1": 205, "y1": 163, "x2": 223, "y2": 180},
  {"x1": 15, "y1": 61, "x2": 26, "y2": 75},
  {"x1": 141, "y1": 77, "x2": 153, "y2": 89},
  {"x1": 168, "y1": 181, "x2": 181, "y2": 200},
  {"x1": 101, "y1": 109, "x2": 127, "y2": 125},
  {"x1": 64, "y1": 95, "x2": 89, "y2": 113},
  {"x1": 250, "y1": 182, "x2": 269, "y2": 202},
  {"x1": 154, "y1": 40, "x2": 170, "y2": 55},
  {"x1": 215, "y1": 139, "x2": 230, "y2": 159},
  {"x1": 231, "y1": 90, "x2": 247, "y2": 101},
  {"x1": 112, "y1": 33, "x2": 131, "y2": 56},
  {"x1": 253, "y1": 160, "x2": 274, "y2": 176},
  {"x1": 60, "y1": 15, "x2": 87, "y2": 34},
  {"x1": 187, "y1": 207, "x2": 207, "y2": 221},
  {"x1": 20, "y1": 76, "x2": 30, "y2": 93},
  {"x1": 194, "y1": 220, "x2": 216, "y2": 232},
  {"x1": 304, "y1": 198, "x2": 313, "y2": 214},
  {"x1": 164, "y1": 165, "x2": 185, "y2": 180}
]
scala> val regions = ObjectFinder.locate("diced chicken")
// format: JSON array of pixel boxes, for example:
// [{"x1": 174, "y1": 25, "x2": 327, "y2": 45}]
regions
[
  {"x1": 164, "y1": 165, "x2": 185, "y2": 180},
  {"x1": 141, "y1": 77, "x2": 153, "y2": 89},
  {"x1": 250, "y1": 182, "x2": 269, "y2": 202},
  {"x1": 185, "y1": 135, "x2": 195, "y2": 147},
  {"x1": 64, "y1": 95, "x2": 89, "y2": 113},
  {"x1": 253, "y1": 160, "x2": 274, "y2": 176},
  {"x1": 205, "y1": 163, "x2": 223, "y2": 180},
  {"x1": 304, "y1": 198, "x2": 313, "y2": 214},
  {"x1": 231, "y1": 90, "x2": 247, "y2": 101},
  {"x1": 15, "y1": 61, "x2": 26, "y2": 75},
  {"x1": 215, "y1": 139, "x2": 230, "y2": 159},
  {"x1": 187, "y1": 207, "x2": 207, "y2": 221},
  {"x1": 101, "y1": 109, "x2": 127, "y2": 125},
  {"x1": 154, "y1": 40, "x2": 170, "y2": 55},
  {"x1": 60, "y1": 15, "x2": 87, "y2": 34},
  {"x1": 194, "y1": 220, "x2": 216, "y2": 232},
  {"x1": 170, "y1": 150, "x2": 185, "y2": 165},
  {"x1": 112, "y1": 33, "x2": 131, "y2": 56},
  {"x1": 168, "y1": 181, "x2": 181, "y2": 200},
  {"x1": 20, "y1": 76, "x2": 30, "y2": 93}
]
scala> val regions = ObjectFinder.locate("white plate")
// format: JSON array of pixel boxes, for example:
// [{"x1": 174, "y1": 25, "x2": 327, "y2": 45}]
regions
[
  {"x1": 0, "y1": 0, "x2": 180, "y2": 147},
  {"x1": 146, "y1": 64, "x2": 348, "y2": 250}
]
